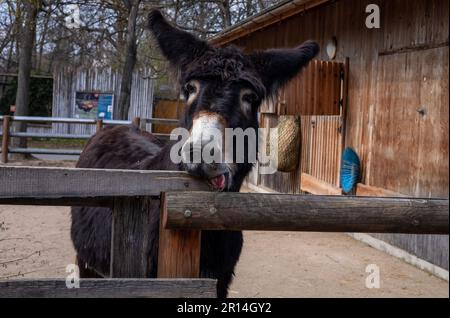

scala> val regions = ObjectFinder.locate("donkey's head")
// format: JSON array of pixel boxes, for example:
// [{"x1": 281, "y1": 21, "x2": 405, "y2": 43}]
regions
[{"x1": 148, "y1": 10, "x2": 319, "y2": 191}]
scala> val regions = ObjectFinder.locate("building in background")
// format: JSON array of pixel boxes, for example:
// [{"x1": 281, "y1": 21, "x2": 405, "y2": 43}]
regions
[
  {"x1": 208, "y1": 0, "x2": 449, "y2": 275},
  {"x1": 31, "y1": 67, "x2": 155, "y2": 135}
]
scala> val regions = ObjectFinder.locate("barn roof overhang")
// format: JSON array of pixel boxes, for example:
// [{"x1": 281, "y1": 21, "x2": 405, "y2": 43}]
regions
[{"x1": 209, "y1": 0, "x2": 331, "y2": 46}]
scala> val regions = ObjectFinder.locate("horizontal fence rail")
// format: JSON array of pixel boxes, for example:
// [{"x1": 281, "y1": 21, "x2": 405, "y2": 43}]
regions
[
  {"x1": 0, "y1": 115, "x2": 178, "y2": 125},
  {"x1": 0, "y1": 278, "x2": 217, "y2": 298},
  {"x1": 0, "y1": 166, "x2": 209, "y2": 206},
  {"x1": 162, "y1": 192, "x2": 449, "y2": 234},
  {"x1": 142, "y1": 117, "x2": 179, "y2": 125},
  {"x1": 1, "y1": 116, "x2": 130, "y2": 125},
  {"x1": 0, "y1": 116, "x2": 176, "y2": 163},
  {"x1": 8, "y1": 147, "x2": 82, "y2": 155},
  {"x1": 9, "y1": 132, "x2": 92, "y2": 139}
]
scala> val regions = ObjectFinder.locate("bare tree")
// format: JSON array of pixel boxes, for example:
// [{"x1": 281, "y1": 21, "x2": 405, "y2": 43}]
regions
[
  {"x1": 0, "y1": 0, "x2": 283, "y2": 124},
  {"x1": 117, "y1": 0, "x2": 141, "y2": 120},
  {"x1": 13, "y1": 0, "x2": 42, "y2": 153}
]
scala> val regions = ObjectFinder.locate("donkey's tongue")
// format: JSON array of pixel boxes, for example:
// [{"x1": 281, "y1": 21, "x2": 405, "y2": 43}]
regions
[{"x1": 210, "y1": 174, "x2": 226, "y2": 191}]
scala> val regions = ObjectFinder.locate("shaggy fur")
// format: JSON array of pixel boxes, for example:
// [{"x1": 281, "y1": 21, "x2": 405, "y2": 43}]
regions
[{"x1": 71, "y1": 9, "x2": 319, "y2": 298}]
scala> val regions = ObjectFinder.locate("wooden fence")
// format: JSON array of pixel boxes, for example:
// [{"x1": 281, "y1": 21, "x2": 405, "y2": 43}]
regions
[
  {"x1": 51, "y1": 67, "x2": 155, "y2": 135},
  {"x1": 0, "y1": 116, "x2": 178, "y2": 163},
  {"x1": 0, "y1": 165, "x2": 448, "y2": 297}
]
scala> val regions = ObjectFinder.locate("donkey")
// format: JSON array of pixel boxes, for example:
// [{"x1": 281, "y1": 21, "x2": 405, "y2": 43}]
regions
[{"x1": 71, "y1": 9, "x2": 319, "y2": 298}]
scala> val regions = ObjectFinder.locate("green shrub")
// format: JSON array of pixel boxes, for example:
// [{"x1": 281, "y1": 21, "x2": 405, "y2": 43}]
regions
[{"x1": 0, "y1": 77, "x2": 53, "y2": 116}]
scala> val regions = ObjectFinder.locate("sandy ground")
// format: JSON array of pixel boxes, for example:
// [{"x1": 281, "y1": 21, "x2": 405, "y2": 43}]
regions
[{"x1": 0, "y1": 204, "x2": 448, "y2": 297}]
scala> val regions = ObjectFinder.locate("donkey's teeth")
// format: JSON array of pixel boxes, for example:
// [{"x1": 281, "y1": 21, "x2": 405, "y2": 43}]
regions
[{"x1": 210, "y1": 174, "x2": 226, "y2": 191}]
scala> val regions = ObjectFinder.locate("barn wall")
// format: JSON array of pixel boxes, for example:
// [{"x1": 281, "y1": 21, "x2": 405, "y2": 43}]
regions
[
  {"x1": 152, "y1": 99, "x2": 183, "y2": 134},
  {"x1": 31, "y1": 67, "x2": 155, "y2": 135},
  {"x1": 224, "y1": 0, "x2": 449, "y2": 269},
  {"x1": 272, "y1": 59, "x2": 343, "y2": 116}
]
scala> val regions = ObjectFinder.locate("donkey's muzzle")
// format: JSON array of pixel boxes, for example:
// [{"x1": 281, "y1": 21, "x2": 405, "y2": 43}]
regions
[{"x1": 184, "y1": 161, "x2": 230, "y2": 191}]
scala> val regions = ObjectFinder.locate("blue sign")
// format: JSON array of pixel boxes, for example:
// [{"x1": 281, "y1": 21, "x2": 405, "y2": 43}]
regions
[
  {"x1": 97, "y1": 94, "x2": 114, "y2": 120},
  {"x1": 74, "y1": 92, "x2": 114, "y2": 120}
]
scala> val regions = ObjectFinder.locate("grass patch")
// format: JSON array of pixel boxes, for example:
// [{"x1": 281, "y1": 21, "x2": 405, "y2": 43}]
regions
[{"x1": 28, "y1": 138, "x2": 87, "y2": 149}]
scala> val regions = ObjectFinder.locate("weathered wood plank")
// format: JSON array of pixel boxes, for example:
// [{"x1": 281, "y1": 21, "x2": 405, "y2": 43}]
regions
[
  {"x1": 0, "y1": 278, "x2": 217, "y2": 298},
  {"x1": 1, "y1": 115, "x2": 10, "y2": 163},
  {"x1": 0, "y1": 166, "x2": 209, "y2": 206},
  {"x1": 158, "y1": 193, "x2": 201, "y2": 278},
  {"x1": 356, "y1": 183, "x2": 407, "y2": 197},
  {"x1": 300, "y1": 173, "x2": 342, "y2": 195},
  {"x1": 163, "y1": 192, "x2": 449, "y2": 234},
  {"x1": 95, "y1": 119, "x2": 103, "y2": 132},
  {"x1": 110, "y1": 197, "x2": 160, "y2": 277},
  {"x1": 0, "y1": 197, "x2": 113, "y2": 207}
]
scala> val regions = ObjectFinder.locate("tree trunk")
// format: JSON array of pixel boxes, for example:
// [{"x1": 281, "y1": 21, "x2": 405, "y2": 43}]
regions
[
  {"x1": 219, "y1": 0, "x2": 232, "y2": 28},
  {"x1": 117, "y1": 0, "x2": 140, "y2": 120},
  {"x1": 246, "y1": 0, "x2": 253, "y2": 17},
  {"x1": 13, "y1": 0, "x2": 41, "y2": 156},
  {"x1": 6, "y1": 39, "x2": 15, "y2": 72},
  {"x1": 37, "y1": 9, "x2": 50, "y2": 74}
]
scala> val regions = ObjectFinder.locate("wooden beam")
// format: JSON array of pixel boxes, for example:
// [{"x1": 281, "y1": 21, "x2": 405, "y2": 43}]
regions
[
  {"x1": 1, "y1": 115, "x2": 10, "y2": 163},
  {"x1": 95, "y1": 119, "x2": 103, "y2": 132},
  {"x1": 340, "y1": 58, "x2": 349, "y2": 155},
  {"x1": 0, "y1": 197, "x2": 113, "y2": 207},
  {"x1": 132, "y1": 116, "x2": 141, "y2": 128},
  {"x1": 144, "y1": 118, "x2": 178, "y2": 125},
  {"x1": 157, "y1": 193, "x2": 201, "y2": 278},
  {"x1": 163, "y1": 192, "x2": 449, "y2": 234},
  {"x1": 0, "y1": 166, "x2": 209, "y2": 206},
  {"x1": 356, "y1": 183, "x2": 407, "y2": 197},
  {"x1": 378, "y1": 41, "x2": 449, "y2": 56},
  {"x1": 300, "y1": 173, "x2": 342, "y2": 195},
  {"x1": 0, "y1": 278, "x2": 217, "y2": 298},
  {"x1": 110, "y1": 197, "x2": 159, "y2": 278}
]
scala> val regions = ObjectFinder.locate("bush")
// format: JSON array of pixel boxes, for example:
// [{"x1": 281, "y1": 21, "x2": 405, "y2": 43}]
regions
[{"x1": 0, "y1": 76, "x2": 53, "y2": 116}]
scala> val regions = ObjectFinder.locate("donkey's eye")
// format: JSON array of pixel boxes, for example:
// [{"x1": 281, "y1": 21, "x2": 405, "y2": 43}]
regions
[
  {"x1": 240, "y1": 89, "x2": 258, "y2": 118},
  {"x1": 183, "y1": 80, "x2": 200, "y2": 105},
  {"x1": 241, "y1": 91, "x2": 258, "y2": 104},
  {"x1": 184, "y1": 82, "x2": 197, "y2": 96}
]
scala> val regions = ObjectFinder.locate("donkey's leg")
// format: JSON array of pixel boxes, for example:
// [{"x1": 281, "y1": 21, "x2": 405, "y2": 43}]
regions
[{"x1": 201, "y1": 231, "x2": 243, "y2": 298}]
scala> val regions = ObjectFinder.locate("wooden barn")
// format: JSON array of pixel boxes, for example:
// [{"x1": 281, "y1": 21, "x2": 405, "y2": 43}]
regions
[{"x1": 208, "y1": 0, "x2": 449, "y2": 274}]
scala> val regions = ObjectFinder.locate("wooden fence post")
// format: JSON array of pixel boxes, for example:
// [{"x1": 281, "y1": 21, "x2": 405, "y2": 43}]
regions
[
  {"x1": 132, "y1": 117, "x2": 141, "y2": 129},
  {"x1": 95, "y1": 119, "x2": 103, "y2": 132},
  {"x1": 157, "y1": 192, "x2": 201, "y2": 278},
  {"x1": 110, "y1": 197, "x2": 159, "y2": 277},
  {"x1": 1, "y1": 115, "x2": 11, "y2": 163}
]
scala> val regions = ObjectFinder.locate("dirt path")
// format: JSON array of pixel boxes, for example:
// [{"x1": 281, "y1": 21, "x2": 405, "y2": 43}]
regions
[{"x1": 0, "y1": 204, "x2": 447, "y2": 297}]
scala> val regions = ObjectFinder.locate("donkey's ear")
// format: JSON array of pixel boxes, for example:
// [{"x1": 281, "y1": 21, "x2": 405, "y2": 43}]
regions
[
  {"x1": 249, "y1": 40, "x2": 320, "y2": 96},
  {"x1": 148, "y1": 10, "x2": 210, "y2": 69}
]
